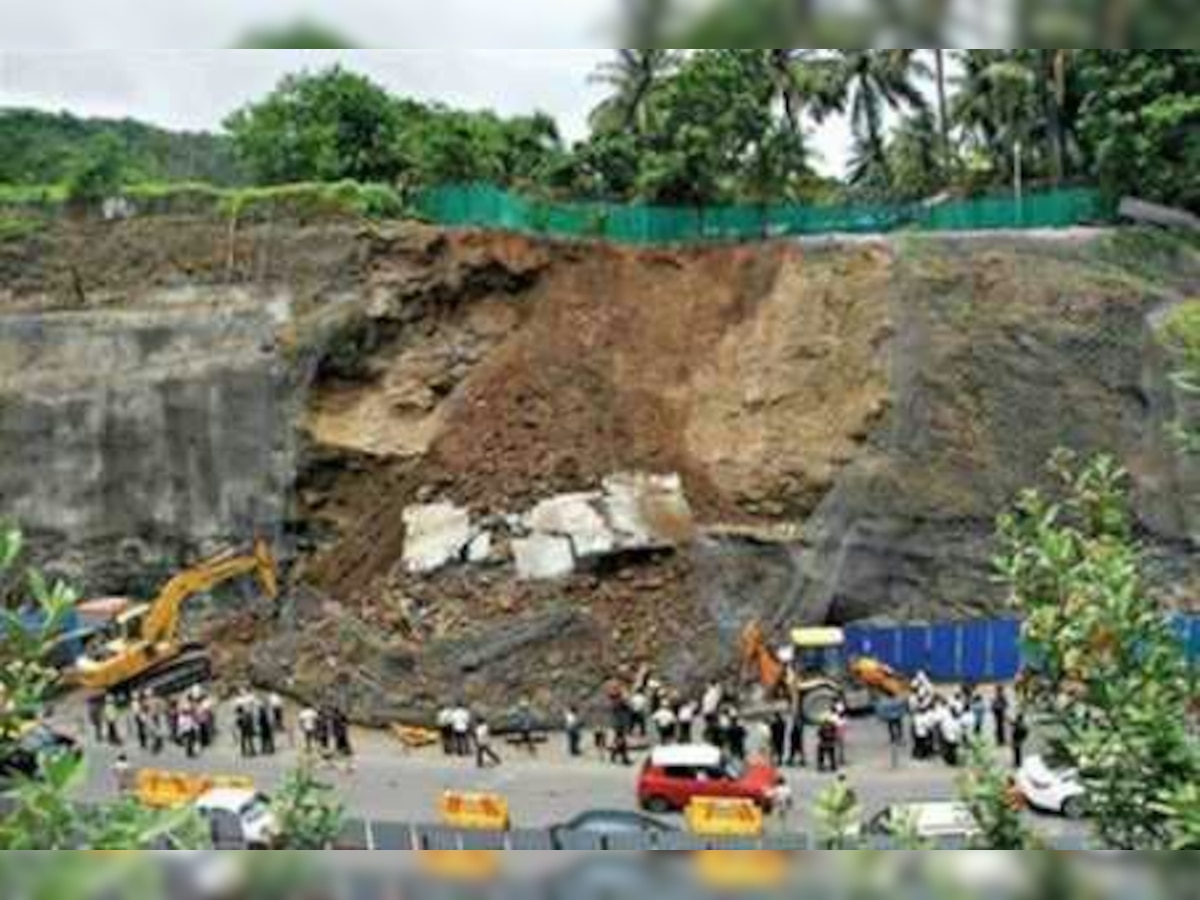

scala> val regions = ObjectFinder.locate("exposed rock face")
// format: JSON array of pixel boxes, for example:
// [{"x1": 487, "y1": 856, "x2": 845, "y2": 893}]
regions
[{"x1": 0, "y1": 289, "x2": 296, "y2": 589}]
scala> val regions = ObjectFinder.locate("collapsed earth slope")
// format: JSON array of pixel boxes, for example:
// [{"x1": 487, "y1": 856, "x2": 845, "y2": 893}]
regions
[{"x1": 2, "y1": 217, "x2": 1198, "y2": 720}]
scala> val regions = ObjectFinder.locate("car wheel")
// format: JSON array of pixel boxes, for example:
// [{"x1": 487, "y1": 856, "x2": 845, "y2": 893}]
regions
[
  {"x1": 643, "y1": 796, "x2": 673, "y2": 815},
  {"x1": 1062, "y1": 796, "x2": 1088, "y2": 820}
]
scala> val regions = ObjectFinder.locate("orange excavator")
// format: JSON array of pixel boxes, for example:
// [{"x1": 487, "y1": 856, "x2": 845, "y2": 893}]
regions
[
  {"x1": 741, "y1": 621, "x2": 908, "y2": 724},
  {"x1": 72, "y1": 539, "x2": 277, "y2": 698}
]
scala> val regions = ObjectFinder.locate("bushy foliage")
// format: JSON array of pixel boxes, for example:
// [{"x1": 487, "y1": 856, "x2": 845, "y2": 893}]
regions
[
  {"x1": 995, "y1": 452, "x2": 1200, "y2": 849},
  {"x1": 271, "y1": 765, "x2": 344, "y2": 849}
]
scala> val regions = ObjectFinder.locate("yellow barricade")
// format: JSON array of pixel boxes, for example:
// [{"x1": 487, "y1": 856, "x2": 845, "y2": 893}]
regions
[
  {"x1": 686, "y1": 797, "x2": 764, "y2": 839},
  {"x1": 422, "y1": 792, "x2": 508, "y2": 882},
  {"x1": 135, "y1": 770, "x2": 254, "y2": 810},
  {"x1": 695, "y1": 851, "x2": 788, "y2": 889},
  {"x1": 438, "y1": 791, "x2": 511, "y2": 832}
]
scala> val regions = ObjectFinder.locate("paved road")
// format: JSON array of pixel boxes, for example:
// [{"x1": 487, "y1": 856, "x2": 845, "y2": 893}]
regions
[{"x1": 52, "y1": 696, "x2": 1086, "y2": 842}]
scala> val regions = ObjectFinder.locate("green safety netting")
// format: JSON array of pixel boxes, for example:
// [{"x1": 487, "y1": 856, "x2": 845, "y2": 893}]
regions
[{"x1": 415, "y1": 184, "x2": 1113, "y2": 245}]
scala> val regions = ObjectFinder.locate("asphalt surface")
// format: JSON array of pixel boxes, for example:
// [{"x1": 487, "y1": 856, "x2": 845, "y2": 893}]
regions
[{"x1": 50, "y1": 694, "x2": 1088, "y2": 842}]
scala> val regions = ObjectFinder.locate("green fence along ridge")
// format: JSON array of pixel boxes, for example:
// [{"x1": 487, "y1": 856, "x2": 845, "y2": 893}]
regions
[{"x1": 416, "y1": 184, "x2": 1114, "y2": 245}]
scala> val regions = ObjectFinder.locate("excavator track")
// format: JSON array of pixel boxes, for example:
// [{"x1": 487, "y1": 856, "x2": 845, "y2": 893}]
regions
[{"x1": 110, "y1": 647, "x2": 212, "y2": 701}]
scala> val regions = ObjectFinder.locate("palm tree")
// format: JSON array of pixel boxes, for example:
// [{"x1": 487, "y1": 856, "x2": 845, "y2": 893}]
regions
[
  {"x1": 813, "y1": 51, "x2": 931, "y2": 177},
  {"x1": 934, "y1": 50, "x2": 952, "y2": 171},
  {"x1": 588, "y1": 50, "x2": 680, "y2": 135},
  {"x1": 765, "y1": 50, "x2": 817, "y2": 137},
  {"x1": 952, "y1": 51, "x2": 1039, "y2": 183}
]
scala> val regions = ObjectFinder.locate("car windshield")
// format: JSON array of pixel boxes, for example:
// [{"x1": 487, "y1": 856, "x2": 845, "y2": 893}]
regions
[
  {"x1": 239, "y1": 797, "x2": 271, "y2": 823},
  {"x1": 724, "y1": 758, "x2": 747, "y2": 780}
]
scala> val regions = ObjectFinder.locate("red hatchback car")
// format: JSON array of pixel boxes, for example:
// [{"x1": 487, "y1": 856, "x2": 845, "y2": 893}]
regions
[{"x1": 637, "y1": 744, "x2": 790, "y2": 814}]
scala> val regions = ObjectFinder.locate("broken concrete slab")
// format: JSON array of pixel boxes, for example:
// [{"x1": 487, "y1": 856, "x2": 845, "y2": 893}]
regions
[
  {"x1": 602, "y1": 472, "x2": 695, "y2": 549},
  {"x1": 402, "y1": 502, "x2": 473, "y2": 574},
  {"x1": 466, "y1": 531, "x2": 494, "y2": 564},
  {"x1": 527, "y1": 493, "x2": 615, "y2": 558},
  {"x1": 512, "y1": 534, "x2": 576, "y2": 581}
]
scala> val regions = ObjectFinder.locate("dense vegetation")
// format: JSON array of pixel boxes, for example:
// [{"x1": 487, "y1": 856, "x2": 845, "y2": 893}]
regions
[
  {"x1": 1, "y1": 51, "x2": 1197, "y2": 214},
  {"x1": 0, "y1": 108, "x2": 245, "y2": 188}
]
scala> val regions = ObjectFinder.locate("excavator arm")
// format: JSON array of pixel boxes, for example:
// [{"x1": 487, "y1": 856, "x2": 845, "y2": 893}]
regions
[
  {"x1": 740, "y1": 622, "x2": 788, "y2": 693},
  {"x1": 142, "y1": 538, "x2": 278, "y2": 644}
]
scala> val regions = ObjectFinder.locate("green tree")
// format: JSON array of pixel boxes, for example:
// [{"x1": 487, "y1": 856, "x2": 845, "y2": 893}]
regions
[
  {"x1": 64, "y1": 133, "x2": 133, "y2": 204},
  {"x1": 224, "y1": 66, "x2": 405, "y2": 185},
  {"x1": 995, "y1": 452, "x2": 1200, "y2": 849},
  {"x1": 812, "y1": 51, "x2": 930, "y2": 182},
  {"x1": 1076, "y1": 51, "x2": 1200, "y2": 212},
  {"x1": 813, "y1": 779, "x2": 862, "y2": 849},
  {"x1": 271, "y1": 766, "x2": 344, "y2": 849},
  {"x1": 957, "y1": 741, "x2": 1039, "y2": 849},
  {"x1": 588, "y1": 50, "x2": 680, "y2": 135},
  {"x1": 952, "y1": 51, "x2": 1041, "y2": 187},
  {"x1": 235, "y1": 19, "x2": 358, "y2": 48}
]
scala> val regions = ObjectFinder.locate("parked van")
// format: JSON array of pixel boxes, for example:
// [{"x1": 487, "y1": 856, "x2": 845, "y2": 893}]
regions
[{"x1": 637, "y1": 744, "x2": 789, "y2": 814}]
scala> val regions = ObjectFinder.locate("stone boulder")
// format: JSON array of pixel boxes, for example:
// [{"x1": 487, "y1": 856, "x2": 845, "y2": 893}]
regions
[
  {"x1": 402, "y1": 503, "x2": 474, "y2": 574},
  {"x1": 512, "y1": 534, "x2": 576, "y2": 581}
]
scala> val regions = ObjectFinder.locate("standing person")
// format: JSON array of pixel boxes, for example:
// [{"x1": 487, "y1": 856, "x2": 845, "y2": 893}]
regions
[
  {"x1": 298, "y1": 705, "x2": 319, "y2": 755},
  {"x1": 628, "y1": 690, "x2": 649, "y2": 739},
  {"x1": 333, "y1": 709, "x2": 353, "y2": 762},
  {"x1": 103, "y1": 696, "x2": 122, "y2": 747},
  {"x1": 178, "y1": 705, "x2": 198, "y2": 760},
  {"x1": 957, "y1": 699, "x2": 975, "y2": 749},
  {"x1": 437, "y1": 708, "x2": 454, "y2": 757},
  {"x1": 198, "y1": 694, "x2": 215, "y2": 750},
  {"x1": 881, "y1": 696, "x2": 905, "y2": 747},
  {"x1": 450, "y1": 705, "x2": 472, "y2": 758},
  {"x1": 817, "y1": 715, "x2": 839, "y2": 773},
  {"x1": 769, "y1": 713, "x2": 787, "y2": 767},
  {"x1": 257, "y1": 701, "x2": 276, "y2": 756},
  {"x1": 515, "y1": 699, "x2": 538, "y2": 757},
  {"x1": 609, "y1": 727, "x2": 633, "y2": 766},
  {"x1": 1012, "y1": 712, "x2": 1029, "y2": 770},
  {"x1": 112, "y1": 753, "x2": 134, "y2": 796},
  {"x1": 940, "y1": 702, "x2": 962, "y2": 767},
  {"x1": 992, "y1": 687, "x2": 1011, "y2": 747},
  {"x1": 269, "y1": 692, "x2": 286, "y2": 734},
  {"x1": 787, "y1": 714, "x2": 807, "y2": 767},
  {"x1": 677, "y1": 700, "x2": 696, "y2": 745},
  {"x1": 475, "y1": 719, "x2": 501, "y2": 769},
  {"x1": 236, "y1": 704, "x2": 256, "y2": 758},
  {"x1": 971, "y1": 692, "x2": 987, "y2": 739},
  {"x1": 87, "y1": 694, "x2": 105, "y2": 743},
  {"x1": 132, "y1": 693, "x2": 149, "y2": 751},
  {"x1": 652, "y1": 703, "x2": 677, "y2": 745},
  {"x1": 565, "y1": 706, "x2": 583, "y2": 758}
]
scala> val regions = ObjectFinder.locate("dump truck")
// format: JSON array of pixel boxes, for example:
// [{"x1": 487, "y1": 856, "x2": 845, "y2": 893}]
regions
[{"x1": 71, "y1": 539, "x2": 277, "y2": 699}]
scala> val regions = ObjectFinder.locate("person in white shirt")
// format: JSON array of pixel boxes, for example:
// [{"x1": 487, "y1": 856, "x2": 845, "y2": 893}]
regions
[
  {"x1": 628, "y1": 692, "x2": 649, "y2": 738},
  {"x1": 651, "y1": 704, "x2": 677, "y2": 744},
  {"x1": 474, "y1": 720, "x2": 501, "y2": 769},
  {"x1": 939, "y1": 701, "x2": 963, "y2": 766},
  {"x1": 298, "y1": 706, "x2": 319, "y2": 755},
  {"x1": 450, "y1": 706, "x2": 473, "y2": 757}
]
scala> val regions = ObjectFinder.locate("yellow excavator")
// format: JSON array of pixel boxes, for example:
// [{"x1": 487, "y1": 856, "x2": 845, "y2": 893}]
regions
[
  {"x1": 72, "y1": 539, "x2": 278, "y2": 698},
  {"x1": 741, "y1": 621, "x2": 908, "y2": 724}
]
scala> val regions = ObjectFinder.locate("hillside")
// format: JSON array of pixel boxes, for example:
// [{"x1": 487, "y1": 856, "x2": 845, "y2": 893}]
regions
[
  {"x1": 0, "y1": 108, "x2": 245, "y2": 187},
  {"x1": 2, "y1": 215, "x2": 1199, "y2": 722}
]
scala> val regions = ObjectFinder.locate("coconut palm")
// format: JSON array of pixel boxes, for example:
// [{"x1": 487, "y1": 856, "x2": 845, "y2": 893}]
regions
[
  {"x1": 588, "y1": 50, "x2": 680, "y2": 135},
  {"x1": 953, "y1": 51, "x2": 1041, "y2": 182},
  {"x1": 812, "y1": 51, "x2": 931, "y2": 177},
  {"x1": 765, "y1": 49, "x2": 818, "y2": 137}
]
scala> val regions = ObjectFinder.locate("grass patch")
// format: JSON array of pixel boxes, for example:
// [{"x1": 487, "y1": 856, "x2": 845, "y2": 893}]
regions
[
  {"x1": 0, "y1": 213, "x2": 48, "y2": 242},
  {"x1": 1161, "y1": 300, "x2": 1200, "y2": 370},
  {"x1": 0, "y1": 179, "x2": 409, "y2": 223}
]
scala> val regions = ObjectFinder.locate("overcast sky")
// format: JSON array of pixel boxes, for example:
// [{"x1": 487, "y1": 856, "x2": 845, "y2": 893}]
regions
[{"x1": 0, "y1": 2, "x2": 863, "y2": 174}]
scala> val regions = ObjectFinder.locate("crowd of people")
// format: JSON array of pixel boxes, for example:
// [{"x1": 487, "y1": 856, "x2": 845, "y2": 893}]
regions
[
  {"x1": 893, "y1": 673, "x2": 1029, "y2": 769},
  {"x1": 86, "y1": 685, "x2": 356, "y2": 767}
]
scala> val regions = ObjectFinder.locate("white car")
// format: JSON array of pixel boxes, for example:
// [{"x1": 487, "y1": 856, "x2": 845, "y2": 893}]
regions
[
  {"x1": 194, "y1": 788, "x2": 277, "y2": 848},
  {"x1": 1016, "y1": 755, "x2": 1088, "y2": 819}
]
